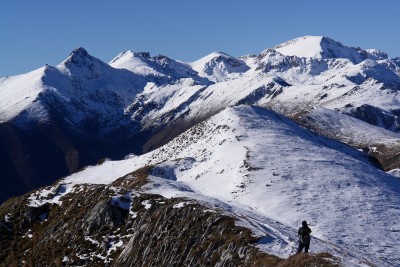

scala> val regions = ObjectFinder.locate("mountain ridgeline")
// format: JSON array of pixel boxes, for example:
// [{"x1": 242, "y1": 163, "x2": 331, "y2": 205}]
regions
[
  {"x1": 1, "y1": 36, "x2": 400, "y2": 202},
  {"x1": 1, "y1": 36, "x2": 400, "y2": 266}
]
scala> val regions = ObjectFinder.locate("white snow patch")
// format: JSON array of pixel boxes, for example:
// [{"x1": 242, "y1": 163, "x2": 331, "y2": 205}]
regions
[
  {"x1": 28, "y1": 183, "x2": 73, "y2": 207},
  {"x1": 387, "y1": 169, "x2": 400, "y2": 178},
  {"x1": 129, "y1": 211, "x2": 138, "y2": 219},
  {"x1": 85, "y1": 236, "x2": 100, "y2": 246},
  {"x1": 141, "y1": 200, "x2": 152, "y2": 210},
  {"x1": 4, "y1": 214, "x2": 11, "y2": 222},
  {"x1": 173, "y1": 201, "x2": 194, "y2": 209}
]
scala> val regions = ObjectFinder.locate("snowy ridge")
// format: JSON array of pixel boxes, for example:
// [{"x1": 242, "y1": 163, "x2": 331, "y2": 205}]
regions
[
  {"x1": 366, "y1": 48, "x2": 389, "y2": 60},
  {"x1": 293, "y1": 107, "x2": 400, "y2": 171},
  {"x1": 2, "y1": 36, "x2": 400, "y2": 134},
  {"x1": 0, "y1": 67, "x2": 49, "y2": 122},
  {"x1": 272, "y1": 35, "x2": 387, "y2": 63},
  {"x1": 61, "y1": 105, "x2": 400, "y2": 266},
  {"x1": 188, "y1": 52, "x2": 250, "y2": 82},
  {"x1": 110, "y1": 51, "x2": 204, "y2": 83},
  {"x1": 109, "y1": 51, "x2": 164, "y2": 77},
  {"x1": 111, "y1": 50, "x2": 250, "y2": 83},
  {"x1": 0, "y1": 47, "x2": 147, "y2": 134},
  {"x1": 300, "y1": 107, "x2": 400, "y2": 147},
  {"x1": 58, "y1": 47, "x2": 114, "y2": 78}
]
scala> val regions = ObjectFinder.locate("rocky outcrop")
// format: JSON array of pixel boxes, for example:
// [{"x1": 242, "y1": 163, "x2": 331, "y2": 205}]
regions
[{"x1": 345, "y1": 104, "x2": 400, "y2": 133}]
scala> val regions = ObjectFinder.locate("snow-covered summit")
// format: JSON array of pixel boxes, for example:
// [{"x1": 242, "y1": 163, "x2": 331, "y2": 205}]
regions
[
  {"x1": 60, "y1": 47, "x2": 103, "y2": 68},
  {"x1": 188, "y1": 52, "x2": 250, "y2": 82},
  {"x1": 0, "y1": 47, "x2": 147, "y2": 130},
  {"x1": 66, "y1": 47, "x2": 91, "y2": 60},
  {"x1": 272, "y1": 35, "x2": 386, "y2": 63},
  {"x1": 366, "y1": 48, "x2": 389, "y2": 60},
  {"x1": 110, "y1": 50, "x2": 200, "y2": 83},
  {"x1": 110, "y1": 50, "x2": 165, "y2": 77},
  {"x1": 57, "y1": 46, "x2": 116, "y2": 80}
]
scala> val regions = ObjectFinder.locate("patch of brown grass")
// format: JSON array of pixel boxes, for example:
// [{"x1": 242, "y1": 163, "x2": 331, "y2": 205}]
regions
[
  {"x1": 250, "y1": 252, "x2": 341, "y2": 267},
  {"x1": 280, "y1": 252, "x2": 340, "y2": 267},
  {"x1": 111, "y1": 165, "x2": 153, "y2": 189}
]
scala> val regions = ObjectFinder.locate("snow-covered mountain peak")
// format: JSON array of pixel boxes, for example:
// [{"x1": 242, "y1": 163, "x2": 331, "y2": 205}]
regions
[
  {"x1": 110, "y1": 50, "x2": 199, "y2": 82},
  {"x1": 365, "y1": 48, "x2": 388, "y2": 60},
  {"x1": 109, "y1": 50, "x2": 151, "y2": 65},
  {"x1": 58, "y1": 47, "x2": 113, "y2": 79},
  {"x1": 70, "y1": 46, "x2": 89, "y2": 57},
  {"x1": 257, "y1": 48, "x2": 287, "y2": 63},
  {"x1": 62, "y1": 47, "x2": 94, "y2": 65},
  {"x1": 195, "y1": 51, "x2": 232, "y2": 61},
  {"x1": 271, "y1": 35, "x2": 379, "y2": 63},
  {"x1": 189, "y1": 51, "x2": 250, "y2": 82},
  {"x1": 273, "y1": 36, "x2": 330, "y2": 58},
  {"x1": 191, "y1": 51, "x2": 241, "y2": 66},
  {"x1": 0, "y1": 46, "x2": 150, "y2": 133},
  {"x1": 109, "y1": 50, "x2": 161, "y2": 77}
]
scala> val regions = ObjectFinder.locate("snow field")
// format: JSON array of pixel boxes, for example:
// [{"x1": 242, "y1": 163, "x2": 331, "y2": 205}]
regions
[{"x1": 57, "y1": 106, "x2": 400, "y2": 266}]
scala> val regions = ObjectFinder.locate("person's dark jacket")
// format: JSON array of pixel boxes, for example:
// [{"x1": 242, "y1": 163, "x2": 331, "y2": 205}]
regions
[{"x1": 298, "y1": 225, "x2": 312, "y2": 244}]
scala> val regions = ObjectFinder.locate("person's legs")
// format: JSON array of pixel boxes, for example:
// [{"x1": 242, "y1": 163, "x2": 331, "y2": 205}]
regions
[
  {"x1": 297, "y1": 242, "x2": 305, "y2": 254},
  {"x1": 304, "y1": 243, "x2": 310, "y2": 253}
]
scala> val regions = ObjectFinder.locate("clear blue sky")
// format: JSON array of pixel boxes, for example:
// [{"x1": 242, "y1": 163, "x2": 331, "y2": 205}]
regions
[{"x1": 1, "y1": 0, "x2": 399, "y2": 77}]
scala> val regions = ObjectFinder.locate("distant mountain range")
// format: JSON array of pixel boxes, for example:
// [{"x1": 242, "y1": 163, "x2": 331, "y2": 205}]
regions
[
  {"x1": 1, "y1": 35, "x2": 400, "y2": 266},
  {"x1": 1, "y1": 35, "x2": 400, "y2": 203}
]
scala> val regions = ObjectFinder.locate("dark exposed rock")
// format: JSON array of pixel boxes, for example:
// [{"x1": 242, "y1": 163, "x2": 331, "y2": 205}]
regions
[
  {"x1": 82, "y1": 201, "x2": 128, "y2": 236},
  {"x1": 346, "y1": 104, "x2": 400, "y2": 133}
]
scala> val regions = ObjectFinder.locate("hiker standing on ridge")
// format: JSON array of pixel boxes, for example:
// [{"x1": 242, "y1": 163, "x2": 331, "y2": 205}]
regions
[{"x1": 297, "y1": 220, "x2": 312, "y2": 253}]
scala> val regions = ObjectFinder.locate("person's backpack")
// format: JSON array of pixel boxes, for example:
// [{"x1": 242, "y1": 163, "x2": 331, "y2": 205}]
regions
[{"x1": 299, "y1": 227, "x2": 311, "y2": 244}]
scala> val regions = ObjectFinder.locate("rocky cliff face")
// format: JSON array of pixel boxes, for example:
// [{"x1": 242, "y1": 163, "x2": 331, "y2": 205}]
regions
[
  {"x1": 0, "y1": 168, "x2": 339, "y2": 267},
  {"x1": 345, "y1": 104, "x2": 400, "y2": 133}
]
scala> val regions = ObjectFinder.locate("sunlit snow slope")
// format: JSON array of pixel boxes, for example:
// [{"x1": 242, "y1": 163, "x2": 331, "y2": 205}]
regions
[
  {"x1": 273, "y1": 35, "x2": 388, "y2": 62},
  {"x1": 61, "y1": 105, "x2": 400, "y2": 267}
]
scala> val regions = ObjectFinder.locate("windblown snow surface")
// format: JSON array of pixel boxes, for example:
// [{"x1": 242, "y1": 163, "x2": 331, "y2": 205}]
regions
[{"x1": 60, "y1": 105, "x2": 400, "y2": 267}]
